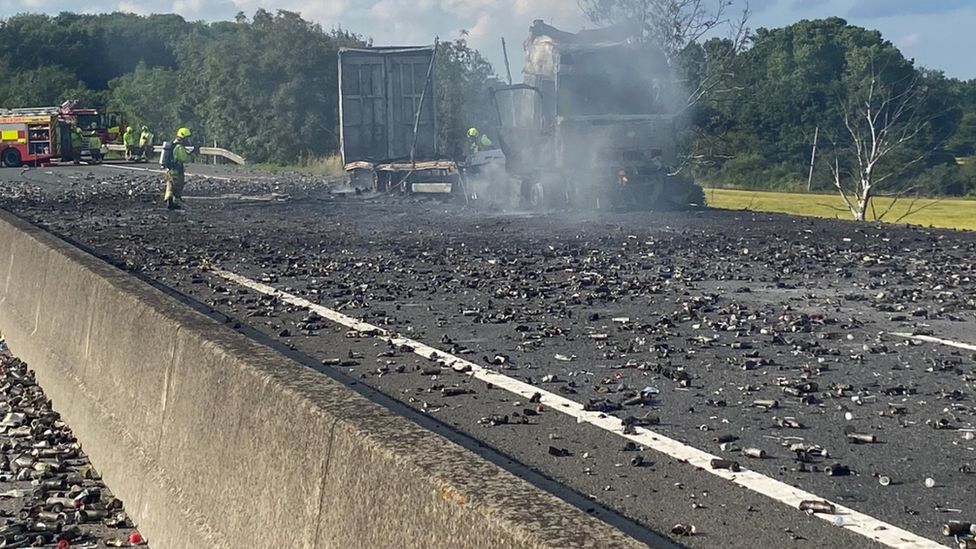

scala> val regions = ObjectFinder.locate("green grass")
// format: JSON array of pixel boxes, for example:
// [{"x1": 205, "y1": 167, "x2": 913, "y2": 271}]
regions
[
  {"x1": 706, "y1": 188, "x2": 976, "y2": 231},
  {"x1": 251, "y1": 154, "x2": 345, "y2": 176}
]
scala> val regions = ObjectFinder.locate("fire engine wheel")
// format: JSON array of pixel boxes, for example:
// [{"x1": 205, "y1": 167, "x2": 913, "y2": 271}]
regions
[{"x1": 1, "y1": 148, "x2": 22, "y2": 168}]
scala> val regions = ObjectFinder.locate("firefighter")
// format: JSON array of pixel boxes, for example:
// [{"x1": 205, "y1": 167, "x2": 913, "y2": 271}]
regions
[
  {"x1": 122, "y1": 126, "x2": 137, "y2": 161},
  {"x1": 69, "y1": 125, "x2": 83, "y2": 165},
  {"x1": 88, "y1": 131, "x2": 103, "y2": 164},
  {"x1": 467, "y1": 127, "x2": 492, "y2": 154},
  {"x1": 162, "y1": 127, "x2": 192, "y2": 210},
  {"x1": 138, "y1": 125, "x2": 154, "y2": 161}
]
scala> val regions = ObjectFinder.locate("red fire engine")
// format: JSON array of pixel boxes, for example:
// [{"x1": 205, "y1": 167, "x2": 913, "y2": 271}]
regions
[
  {"x1": 59, "y1": 101, "x2": 125, "y2": 145},
  {"x1": 0, "y1": 101, "x2": 125, "y2": 167}
]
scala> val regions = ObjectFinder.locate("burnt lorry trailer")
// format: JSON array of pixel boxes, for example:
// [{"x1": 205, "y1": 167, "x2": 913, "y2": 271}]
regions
[
  {"x1": 491, "y1": 21, "x2": 703, "y2": 210},
  {"x1": 339, "y1": 46, "x2": 459, "y2": 194}
]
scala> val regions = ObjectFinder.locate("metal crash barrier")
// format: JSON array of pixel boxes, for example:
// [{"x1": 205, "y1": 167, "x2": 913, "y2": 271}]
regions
[{"x1": 104, "y1": 144, "x2": 246, "y2": 165}]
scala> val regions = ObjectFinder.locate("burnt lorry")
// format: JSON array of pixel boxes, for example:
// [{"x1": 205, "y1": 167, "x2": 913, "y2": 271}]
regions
[
  {"x1": 339, "y1": 45, "x2": 459, "y2": 194},
  {"x1": 490, "y1": 21, "x2": 703, "y2": 210}
]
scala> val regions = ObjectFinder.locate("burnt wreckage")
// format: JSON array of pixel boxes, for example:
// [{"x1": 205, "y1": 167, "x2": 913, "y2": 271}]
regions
[{"x1": 491, "y1": 21, "x2": 703, "y2": 210}]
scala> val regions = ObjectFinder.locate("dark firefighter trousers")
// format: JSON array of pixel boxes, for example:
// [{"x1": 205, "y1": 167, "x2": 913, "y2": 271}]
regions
[{"x1": 164, "y1": 168, "x2": 185, "y2": 203}]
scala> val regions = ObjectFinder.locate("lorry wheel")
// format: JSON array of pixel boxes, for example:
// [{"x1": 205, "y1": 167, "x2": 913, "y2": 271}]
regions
[
  {"x1": 1, "y1": 148, "x2": 21, "y2": 168},
  {"x1": 527, "y1": 182, "x2": 546, "y2": 210},
  {"x1": 640, "y1": 182, "x2": 663, "y2": 211}
]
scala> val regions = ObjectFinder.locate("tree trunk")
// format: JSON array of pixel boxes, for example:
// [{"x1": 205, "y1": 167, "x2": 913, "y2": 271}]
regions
[{"x1": 856, "y1": 193, "x2": 870, "y2": 222}]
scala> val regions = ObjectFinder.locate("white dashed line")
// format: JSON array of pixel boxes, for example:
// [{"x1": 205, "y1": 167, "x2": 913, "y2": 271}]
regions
[
  {"x1": 98, "y1": 164, "x2": 164, "y2": 174},
  {"x1": 213, "y1": 268, "x2": 948, "y2": 549},
  {"x1": 891, "y1": 332, "x2": 976, "y2": 352}
]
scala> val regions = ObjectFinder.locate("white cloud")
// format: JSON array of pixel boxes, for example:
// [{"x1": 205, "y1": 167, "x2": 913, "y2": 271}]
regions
[
  {"x1": 117, "y1": 1, "x2": 147, "y2": 14},
  {"x1": 899, "y1": 32, "x2": 921, "y2": 48},
  {"x1": 439, "y1": 0, "x2": 494, "y2": 17},
  {"x1": 172, "y1": 0, "x2": 202, "y2": 16},
  {"x1": 464, "y1": 11, "x2": 492, "y2": 41},
  {"x1": 222, "y1": 0, "x2": 352, "y2": 21},
  {"x1": 446, "y1": 0, "x2": 584, "y2": 45},
  {"x1": 513, "y1": 0, "x2": 579, "y2": 19},
  {"x1": 292, "y1": 0, "x2": 351, "y2": 20},
  {"x1": 370, "y1": 0, "x2": 434, "y2": 21}
]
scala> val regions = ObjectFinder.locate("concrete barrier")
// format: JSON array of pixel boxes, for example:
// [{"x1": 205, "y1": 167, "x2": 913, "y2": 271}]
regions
[{"x1": 0, "y1": 211, "x2": 647, "y2": 549}]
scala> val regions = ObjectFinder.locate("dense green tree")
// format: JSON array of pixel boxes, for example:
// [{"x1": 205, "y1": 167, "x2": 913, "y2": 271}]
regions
[
  {"x1": 172, "y1": 10, "x2": 364, "y2": 162},
  {"x1": 0, "y1": 63, "x2": 93, "y2": 106},
  {"x1": 948, "y1": 112, "x2": 976, "y2": 157},
  {"x1": 692, "y1": 18, "x2": 971, "y2": 196},
  {"x1": 0, "y1": 10, "x2": 367, "y2": 163},
  {"x1": 435, "y1": 37, "x2": 498, "y2": 159},
  {"x1": 0, "y1": 13, "x2": 190, "y2": 90},
  {"x1": 107, "y1": 63, "x2": 185, "y2": 136}
]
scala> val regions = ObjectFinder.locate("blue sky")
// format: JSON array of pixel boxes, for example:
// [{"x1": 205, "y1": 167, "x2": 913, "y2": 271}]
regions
[{"x1": 1, "y1": 0, "x2": 974, "y2": 80}]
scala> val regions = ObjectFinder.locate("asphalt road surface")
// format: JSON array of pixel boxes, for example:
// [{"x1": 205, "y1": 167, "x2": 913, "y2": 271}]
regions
[{"x1": 2, "y1": 164, "x2": 974, "y2": 549}]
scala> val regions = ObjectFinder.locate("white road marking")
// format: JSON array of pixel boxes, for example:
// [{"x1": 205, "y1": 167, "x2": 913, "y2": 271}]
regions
[
  {"x1": 213, "y1": 268, "x2": 948, "y2": 549},
  {"x1": 891, "y1": 332, "x2": 976, "y2": 352},
  {"x1": 100, "y1": 164, "x2": 239, "y2": 182},
  {"x1": 183, "y1": 194, "x2": 285, "y2": 202},
  {"x1": 99, "y1": 164, "x2": 164, "y2": 174}
]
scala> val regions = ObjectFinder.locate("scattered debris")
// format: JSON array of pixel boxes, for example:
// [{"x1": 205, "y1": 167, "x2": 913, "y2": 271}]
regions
[
  {"x1": 548, "y1": 446, "x2": 571, "y2": 458},
  {"x1": 0, "y1": 353, "x2": 146, "y2": 547},
  {"x1": 710, "y1": 459, "x2": 741, "y2": 472},
  {"x1": 742, "y1": 448, "x2": 766, "y2": 459},
  {"x1": 824, "y1": 464, "x2": 851, "y2": 477},
  {"x1": 799, "y1": 500, "x2": 836, "y2": 515},
  {"x1": 6, "y1": 166, "x2": 976, "y2": 545}
]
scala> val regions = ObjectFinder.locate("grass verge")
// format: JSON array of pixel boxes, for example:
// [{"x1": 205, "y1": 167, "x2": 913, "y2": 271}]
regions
[
  {"x1": 251, "y1": 154, "x2": 345, "y2": 176},
  {"x1": 706, "y1": 188, "x2": 976, "y2": 231}
]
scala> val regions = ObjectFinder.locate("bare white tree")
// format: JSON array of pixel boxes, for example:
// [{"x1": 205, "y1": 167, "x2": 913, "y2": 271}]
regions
[{"x1": 828, "y1": 67, "x2": 928, "y2": 222}]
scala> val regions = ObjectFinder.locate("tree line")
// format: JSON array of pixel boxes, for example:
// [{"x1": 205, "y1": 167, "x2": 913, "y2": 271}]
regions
[
  {"x1": 576, "y1": 0, "x2": 976, "y2": 199},
  {"x1": 0, "y1": 10, "x2": 494, "y2": 165},
  {"x1": 680, "y1": 17, "x2": 976, "y2": 198},
  {"x1": 1, "y1": 9, "x2": 974, "y2": 197}
]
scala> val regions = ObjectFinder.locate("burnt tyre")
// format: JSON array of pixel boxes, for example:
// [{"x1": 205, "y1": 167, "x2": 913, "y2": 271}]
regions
[
  {"x1": 629, "y1": 173, "x2": 704, "y2": 211},
  {"x1": 615, "y1": 181, "x2": 663, "y2": 211},
  {"x1": 520, "y1": 179, "x2": 548, "y2": 211},
  {"x1": 663, "y1": 176, "x2": 706, "y2": 210},
  {"x1": 1, "y1": 148, "x2": 22, "y2": 168},
  {"x1": 565, "y1": 175, "x2": 589, "y2": 209},
  {"x1": 527, "y1": 182, "x2": 546, "y2": 210}
]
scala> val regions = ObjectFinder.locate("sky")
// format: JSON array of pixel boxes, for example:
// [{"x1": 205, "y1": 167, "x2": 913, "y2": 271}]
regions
[{"x1": 1, "y1": 0, "x2": 974, "y2": 80}]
